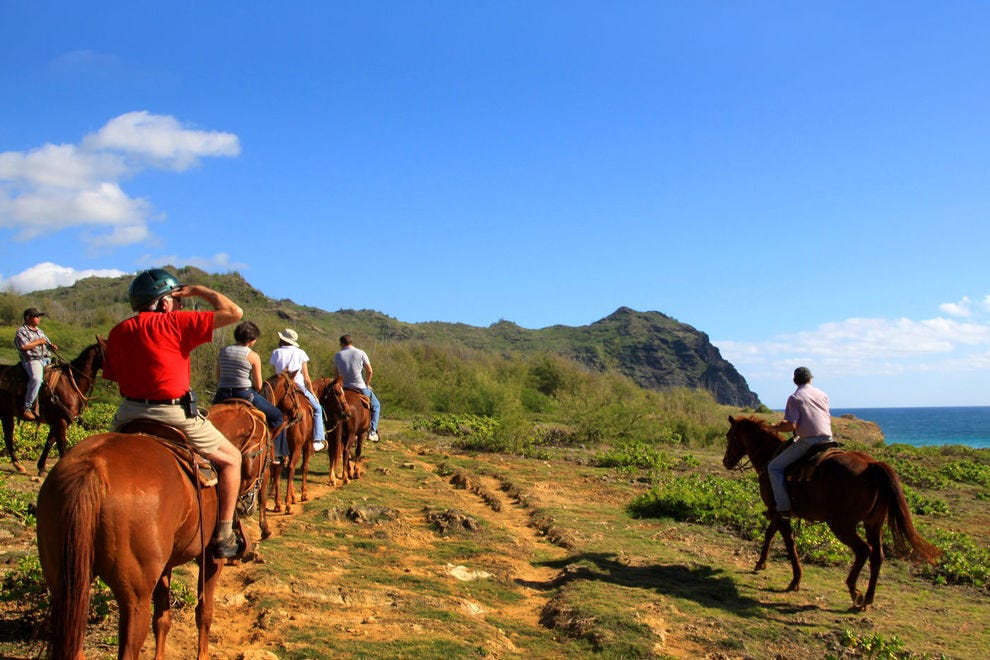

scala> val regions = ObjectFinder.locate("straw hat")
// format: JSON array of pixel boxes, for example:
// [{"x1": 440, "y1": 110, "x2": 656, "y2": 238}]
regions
[{"x1": 277, "y1": 328, "x2": 299, "y2": 347}]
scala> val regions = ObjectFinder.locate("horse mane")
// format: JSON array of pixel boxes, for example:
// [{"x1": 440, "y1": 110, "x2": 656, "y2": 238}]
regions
[
  {"x1": 68, "y1": 343, "x2": 103, "y2": 371},
  {"x1": 734, "y1": 415, "x2": 780, "y2": 438}
]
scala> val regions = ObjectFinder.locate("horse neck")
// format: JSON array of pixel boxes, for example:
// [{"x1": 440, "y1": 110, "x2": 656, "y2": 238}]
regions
[{"x1": 746, "y1": 431, "x2": 782, "y2": 470}]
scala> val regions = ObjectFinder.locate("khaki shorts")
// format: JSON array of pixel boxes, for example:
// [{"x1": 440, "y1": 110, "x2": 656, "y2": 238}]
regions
[{"x1": 112, "y1": 400, "x2": 229, "y2": 456}]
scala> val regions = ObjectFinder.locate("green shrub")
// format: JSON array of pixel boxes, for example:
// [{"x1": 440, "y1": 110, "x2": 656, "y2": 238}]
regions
[{"x1": 920, "y1": 528, "x2": 990, "y2": 588}]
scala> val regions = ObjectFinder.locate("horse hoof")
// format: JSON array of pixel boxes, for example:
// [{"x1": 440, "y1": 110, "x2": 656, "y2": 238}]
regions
[{"x1": 753, "y1": 563, "x2": 766, "y2": 572}]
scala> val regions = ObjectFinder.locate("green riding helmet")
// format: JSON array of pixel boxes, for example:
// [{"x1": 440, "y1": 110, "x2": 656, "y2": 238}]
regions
[{"x1": 128, "y1": 268, "x2": 182, "y2": 311}]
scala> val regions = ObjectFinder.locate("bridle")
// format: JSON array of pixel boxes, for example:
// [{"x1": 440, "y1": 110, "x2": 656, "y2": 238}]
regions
[
  {"x1": 44, "y1": 343, "x2": 104, "y2": 421},
  {"x1": 262, "y1": 372, "x2": 304, "y2": 426}
]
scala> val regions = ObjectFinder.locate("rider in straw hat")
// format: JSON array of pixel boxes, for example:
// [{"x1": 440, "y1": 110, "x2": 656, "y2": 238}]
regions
[{"x1": 269, "y1": 328, "x2": 326, "y2": 451}]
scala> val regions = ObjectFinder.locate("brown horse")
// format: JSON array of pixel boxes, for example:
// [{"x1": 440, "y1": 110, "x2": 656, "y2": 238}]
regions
[
  {"x1": 313, "y1": 376, "x2": 352, "y2": 486},
  {"x1": 723, "y1": 415, "x2": 940, "y2": 610},
  {"x1": 339, "y1": 387, "x2": 371, "y2": 482},
  {"x1": 261, "y1": 371, "x2": 315, "y2": 513},
  {"x1": 36, "y1": 400, "x2": 270, "y2": 659},
  {"x1": 0, "y1": 340, "x2": 105, "y2": 475}
]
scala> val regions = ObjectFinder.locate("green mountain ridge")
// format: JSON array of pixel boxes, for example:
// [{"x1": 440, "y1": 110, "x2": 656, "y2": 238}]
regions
[{"x1": 1, "y1": 266, "x2": 761, "y2": 407}]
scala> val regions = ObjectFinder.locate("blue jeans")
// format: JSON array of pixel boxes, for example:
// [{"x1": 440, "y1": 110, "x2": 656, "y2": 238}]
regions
[
  {"x1": 301, "y1": 389, "x2": 325, "y2": 441},
  {"x1": 768, "y1": 435, "x2": 831, "y2": 512},
  {"x1": 22, "y1": 358, "x2": 48, "y2": 410},
  {"x1": 360, "y1": 388, "x2": 381, "y2": 432},
  {"x1": 214, "y1": 387, "x2": 288, "y2": 458}
]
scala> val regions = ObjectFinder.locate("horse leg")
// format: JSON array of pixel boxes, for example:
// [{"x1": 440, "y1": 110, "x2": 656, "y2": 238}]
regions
[
  {"x1": 778, "y1": 519, "x2": 802, "y2": 591},
  {"x1": 38, "y1": 419, "x2": 66, "y2": 476},
  {"x1": 300, "y1": 446, "x2": 311, "y2": 502},
  {"x1": 116, "y1": 588, "x2": 154, "y2": 660},
  {"x1": 341, "y1": 433, "x2": 352, "y2": 485},
  {"x1": 269, "y1": 463, "x2": 284, "y2": 513},
  {"x1": 829, "y1": 521, "x2": 871, "y2": 610},
  {"x1": 195, "y1": 559, "x2": 222, "y2": 660},
  {"x1": 259, "y1": 468, "x2": 271, "y2": 540},
  {"x1": 152, "y1": 571, "x2": 173, "y2": 660},
  {"x1": 754, "y1": 520, "x2": 778, "y2": 572},
  {"x1": 327, "y1": 430, "x2": 340, "y2": 487},
  {"x1": 1, "y1": 415, "x2": 24, "y2": 473},
  {"x1": 862, "y1": 520, "x2": 885, "y2": 607},
  {"x1": 285, "y1": 451, "x2": 298, "y2": 514}
]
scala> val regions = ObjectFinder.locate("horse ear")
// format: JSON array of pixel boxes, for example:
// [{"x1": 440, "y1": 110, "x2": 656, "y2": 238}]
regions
[
  {"x1": 728, "y1": 415, "x2": 735, "y2": 424},
  {"x1": 97, "y1": 336, "x2": 107, "y2": 348}
]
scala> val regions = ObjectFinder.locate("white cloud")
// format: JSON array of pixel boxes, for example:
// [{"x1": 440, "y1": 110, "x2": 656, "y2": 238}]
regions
[
  {"x1": 716, "y1": 301, "x2": 990, "y2": 406},
  {"x1": 2, "y1": 262, "x2": 128, "y2": 293},
  {"x1": 82, "y1": 111, "x2": 241, "y2": 171},
  {"x1": 0, "y1": 111, "x2": 240, "y2": 248},
  {"x1": 939, "y1": 296, "x2": 972, "y2": 317}
]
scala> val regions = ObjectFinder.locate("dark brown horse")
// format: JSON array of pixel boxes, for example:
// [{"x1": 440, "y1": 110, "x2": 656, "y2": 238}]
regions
[
  {"x1": 0, "y1": 340, "x2": 105, "y2": 475},
  {"x1": 261, "y1": 371, "x2": 315, "y2": 513},
  {"x1": 36, "y1": 400, "x2": 270, "y2": 659},
  {"x1": 723, "y1": 415, "x2": 940, "y2": 609},
  {"x1": 313, "y1": 376, "x2": 352, "y2": 486}
]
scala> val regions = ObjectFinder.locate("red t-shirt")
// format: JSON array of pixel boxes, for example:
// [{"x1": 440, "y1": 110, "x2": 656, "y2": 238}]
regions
[{"x1": 103, "y1": 311, "x2": 215, "y2": 399}]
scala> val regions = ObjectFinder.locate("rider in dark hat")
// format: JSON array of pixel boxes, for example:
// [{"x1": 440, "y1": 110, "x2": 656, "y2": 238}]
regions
[
  {"x1": 14, "y1": 307, "x2": 58, "y2": 420},
  {"x1": 766, "y1": 367, "x2": 833, "y2": 518}
]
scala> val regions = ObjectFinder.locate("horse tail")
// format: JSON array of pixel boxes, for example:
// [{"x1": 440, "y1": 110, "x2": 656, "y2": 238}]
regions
[
  {"x1": 868, "y1": 461, "x2": 941, "y2": 563},
  {"x1": 43, "y1": 459, "x2": 104, "y2": 658}
]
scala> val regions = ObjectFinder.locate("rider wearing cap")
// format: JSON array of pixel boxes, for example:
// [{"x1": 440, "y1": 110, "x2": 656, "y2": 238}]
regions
[
  {"x1": 767, "y1": 366, "x2": 833, "y2": 518},
  {"x1": 14, "y1": 307, "x2": 58, "y2": 420},
  {"x1": 102, "y1": 268, "x2": 246, "y2": 559}
]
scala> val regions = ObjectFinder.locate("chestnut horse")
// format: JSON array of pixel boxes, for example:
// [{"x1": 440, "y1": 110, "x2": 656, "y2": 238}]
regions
[
  {"x1": 339, "y1": 387, "x2": 371, "y2": 482},
  {"x1": 313, "y1": 376, "x2": 352, "y2": 486},
  {"x1": 261, "y1": 371, "x2": 315, "y2": 513},
  {"x1": 36, "y1": 400, "x2": 270, "y2": 659},
  {"x1": 0, "y1": 340, "x2": 105, "y2": 475},
  {"x1": 723, "y1": 415, "x2": 940, "y2": 610}
]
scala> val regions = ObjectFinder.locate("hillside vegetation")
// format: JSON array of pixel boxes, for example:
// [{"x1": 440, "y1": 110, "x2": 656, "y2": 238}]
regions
[{"x1": 0, "y1": 267, "x2": 759, "y2": 409}]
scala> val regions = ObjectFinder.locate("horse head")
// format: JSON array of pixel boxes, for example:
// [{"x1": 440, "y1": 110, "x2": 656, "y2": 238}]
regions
[
  {"x1": 723, "y1": 416, "x2": 779, "y2": 470},
  {"x1": 264, "y1": 371, "x2": 306, "y2": 421},
  {"x1": 324, "y1": 376, "x2": 350, "y2": 422}
]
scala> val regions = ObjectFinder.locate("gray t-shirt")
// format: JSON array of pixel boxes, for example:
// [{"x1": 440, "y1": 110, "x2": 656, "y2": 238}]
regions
[{"x1": 334, "y1": 345, "x2": 370, "y2": 390}]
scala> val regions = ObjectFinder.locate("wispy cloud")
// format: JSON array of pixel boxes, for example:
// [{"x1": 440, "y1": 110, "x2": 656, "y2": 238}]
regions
[
  {"x1": 717, "y1": 296, "x2": 990, "y2": 391},
  {"x1": 0, "y1": 111, "x2": 240, "y2": 249},
  {"x1": 0, "y1": 262, "x2": 128, "y2": 293},
  {"x1": 1, "y1": 255, "x2": 247, "y2": 294}
]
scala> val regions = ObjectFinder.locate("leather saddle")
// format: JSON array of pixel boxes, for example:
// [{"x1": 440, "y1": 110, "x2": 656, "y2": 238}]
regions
[
  {"x1": 0, "y1": 362, "x2": 58, "y2": 399},
  {"x1": 344, "y1": 388, "x2": 371, "y2": 409},
  {"x1": 778, "y1": 439, "x2": 843, "y2": 484},
  {"x1": 118, "y1": 418, "x2": 218, "y2": 487}
]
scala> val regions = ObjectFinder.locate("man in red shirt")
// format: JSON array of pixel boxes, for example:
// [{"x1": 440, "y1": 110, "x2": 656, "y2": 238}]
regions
[{"x1": 103, "y1": 268, "x2": 244, "y2": 558}]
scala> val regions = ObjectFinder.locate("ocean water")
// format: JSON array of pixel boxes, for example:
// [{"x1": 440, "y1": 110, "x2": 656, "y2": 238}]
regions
[{"x1": 831, "y1": 406, "x2": 990, "y2": 449}]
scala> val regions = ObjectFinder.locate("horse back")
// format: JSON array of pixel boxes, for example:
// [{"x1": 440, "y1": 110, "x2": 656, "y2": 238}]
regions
[
  {"x1": 790, "y1": 449, "x2": 881, "y2": 521},
  {"x1": 42, "y1": 433, "x2": 214, "y2": 559}
]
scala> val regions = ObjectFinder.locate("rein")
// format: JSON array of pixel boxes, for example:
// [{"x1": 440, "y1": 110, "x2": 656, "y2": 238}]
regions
[{"x1": 44, "y1": 346, "x2": 101, "y2": 421}]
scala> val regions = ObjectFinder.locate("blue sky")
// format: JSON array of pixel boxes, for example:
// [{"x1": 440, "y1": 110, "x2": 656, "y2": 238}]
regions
[{"x1": 2, "y1": 2, "x2": 990, "y2": 408}]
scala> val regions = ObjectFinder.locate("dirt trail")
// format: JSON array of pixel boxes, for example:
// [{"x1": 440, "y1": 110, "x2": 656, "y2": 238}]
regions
[{"x1": 160, "y1": 447, "x2": 571, "y2": 658}]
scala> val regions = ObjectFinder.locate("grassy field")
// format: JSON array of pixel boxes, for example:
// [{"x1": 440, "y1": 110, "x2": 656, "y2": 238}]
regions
[{"x1": 2, "y1": 417, "x2": 989, "y2": 659}]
